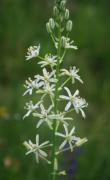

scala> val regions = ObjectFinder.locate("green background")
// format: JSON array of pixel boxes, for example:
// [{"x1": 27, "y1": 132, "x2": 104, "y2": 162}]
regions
[{"x1": 0, "y1": 0, "x2": 110, "y2": 179}]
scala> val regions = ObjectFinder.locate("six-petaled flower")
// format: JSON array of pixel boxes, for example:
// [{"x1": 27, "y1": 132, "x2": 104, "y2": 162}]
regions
[
  {"x1": 38, "y1": 54, "x2": 57, "y2": 67},
  {"x1": 55, "y1": 36, "x2": 78, "y2": 50},
  {"x1": 56, "y1": 124, "x2": 80, "y2": 151},
  {"x1": 33, "y1": 104, "x2": 53, "y2": 129},
  {"x1": 60, "y1": 87, "x2": 88, "y2": 118},
  {"x1": 61, "y1": 66, "x2": 83, "y2": 84},
  {"x1": 34, "y1": 68, "x2": 57, "y2": 85},
  {"x1": 26, "y1": 45, "x2": 40, "y2": 60},
  {"x1": 23, "y1": 134, "x2": 52, "y2": 164},
  {"x1": 23, "y1": 101, "x2": 41, "y2": 119},
  {"x1": 23, "y1": 77, "x2": 44, "y2": 96}
]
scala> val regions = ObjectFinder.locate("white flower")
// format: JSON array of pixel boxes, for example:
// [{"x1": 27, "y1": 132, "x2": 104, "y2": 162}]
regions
[
  {"x1": 26, "y1": 45, "x2": 40, "y2": 60},
  {"x1": 55, "y1": 36, "x2": 77, "y2": 49},
  {"x1": 56, "y1": 124, "x2": 80, "y2": 151},
  {"x1": 60, "y1": 87, "x2": 88, "y2": 118},
  {"x1": 33, "y1": 104, "x2": 53, "y2": 129},
  {"x1": 60, "y1": 87, "x2": 79, "y2": 111},
  {"x1": 48, "y1": 113, "x2": 73, "y2": 126},
  {"x1": 59, "y1": 114, "x2": 72, "y2": 125},
  {"x1": 23, "y1": 101, "x2": 41, "y2": 119},
  {"x1": 63, "y1": 37, "x2": 78, "y2": 49},
  {"x1": 61, "y1": 66, "x2": 83, "y2": 84},
  {"x1": 23, "y1": 77, "x2": 44, "y2": 96},
  {"x1": 35, "y1": 68, "x2": 57, "y2": 85},
  {"x1": 73, "y1": 96, "x2": 88, "y2": 118},
  {"x1": 43, "y1": 84, "x2": 55, "y2": 97},
  {"x1": 23, "y1": 134, "x2": 52, "y2": 164},
  {"x1": 38, "y1": 54, "x2": 57, "y2": 67},
  {"x1": 37, "y1": 83, "x2": 55, "y2": 97}
]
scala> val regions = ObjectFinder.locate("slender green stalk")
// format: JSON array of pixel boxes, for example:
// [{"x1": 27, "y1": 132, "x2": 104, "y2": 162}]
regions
[
  {"x1": 60, "y1": 49, "x2": 67, "y2": 62},
  {"x1": 51, "y1": 23, "x2": 62, "y2": 180},
  {"x1": 56, "y1": 145, "x2": 76, "y2": 155},
  {"x1": 51, "y1": 34, "x2": 56, "y2": 44},
  {"x1": 38, "y1": 55, "x2": 45, "y2": 61},
  {"x1": 61, "y1": 77, "x2": 71, "y2": 89}
]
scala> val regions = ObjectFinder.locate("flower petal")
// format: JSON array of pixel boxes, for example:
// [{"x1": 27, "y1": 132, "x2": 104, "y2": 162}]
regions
[
  {"x1": 59, "y1": 140, "x2": 67, "y2": 150},
  {"x1": 64, "y1": 87, "x2": 72, "y2": 97},
  {"x1": 36, "y1": 135, "x2": 39, "y2": 146},
  {"x1": 65, "y1": 102, "x2": 71, "y2": 111},
  {"x1": 69, "y1": 126, "x2": 75, "y2": 136},
  {"x1": 39, "y1": 149, "x2": 48, "y2": 157},
  {"x1": 63, "y1": 124, "x2": 68, "y2": 136},
  {"x1": 35, "y1": 152, "x2": 39, "y2": 163},
  {"x1": 55, "y1": 132, "x2": 66, "y2": 138},
  {"x1": 59, "y1": 95, "x2": 69, "y2": 100},
  {"x1": 36, "y1": 120, "x2": 43, "y2": 128}
]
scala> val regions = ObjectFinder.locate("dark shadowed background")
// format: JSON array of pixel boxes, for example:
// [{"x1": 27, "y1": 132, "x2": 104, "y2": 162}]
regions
[{"x1": 0, "y1": 0, "x2": 110, "y2": 179}]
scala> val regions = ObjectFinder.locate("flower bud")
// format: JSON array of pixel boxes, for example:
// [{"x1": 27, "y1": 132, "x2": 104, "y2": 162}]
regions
[
  {"x1": 58, "y1": 171, "x2": 66, "y2": 176},
  {"x1": 65, "y1": 9, "x2": 69, "y2": 20},
  {"x1": 61, "y1": 36, "x2": 66, "y2": 48},
  {"x1": 54, "y1": 158, "x2": 58, "y2": 171},
  {"x1": 49, "y1": 18, "x2": 55, "y2": 30},
  {"x1": 60, "y1": 0, "x2": 66, "y2": 10},
  {"x1": 66, "y1": 20, "x2": 73, "y2": 32},
  {"x1": 53, "y1": 6, "x2": 59, "y2": 16},
  {"x1": 46, "y1": 22, "x2": 52, "y2": 34},
  {"x1": 76, "y1": 138, "x2": 88, "y2": 147}
]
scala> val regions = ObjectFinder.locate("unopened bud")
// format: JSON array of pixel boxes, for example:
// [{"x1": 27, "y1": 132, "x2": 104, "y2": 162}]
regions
[
  {"x1": 49, "y1": 18, "x2": 55, "y2": 30},
  {"x1": 76, "y1": 138, "x2": 88, "y2": 147},
  {"x1": 66, "y1": 20, "x2": 73, "y2": 32},
  {"x1": 46, "y1": 22, "x2": 52, "y2": 33},
  {"x1": 60, "y1": 0, "x2": 66, "y2": 10},
  {"x1": 53, "y1": 6, "x2": 59, "y2": 16},
  {"x1": 54, "y1": 158, "x2": 58, "y2": 171},
  {"x1": 61, "y1": 36, "x2": 66, "y2": 48},
  {"x1": 58, "y1": 170, "x2": 66, "y2": 176},
  {"x1": 65, "y1": 9, "x2": 69, "y2": 20}
]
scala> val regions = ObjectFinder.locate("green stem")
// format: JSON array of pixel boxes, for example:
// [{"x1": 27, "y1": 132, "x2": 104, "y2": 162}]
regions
[
  {"x1": 51, "y1": 23, "x2": 62, "y2": 180},
  {"x1": 37, "y1": 55, "x2": 45, "y2": 61},
  {"x1": 51, "y1": 34, "x2": 56, "y2": 44},
  {"x1": 60, "y1": 49, "x2": 67, "y2": 63},
  {"x1": 55, "y1": 145, "x2": 75, "y2": 155},
  {"x1": 61, "y1": 77, "x2": 71, "y2": 89}
]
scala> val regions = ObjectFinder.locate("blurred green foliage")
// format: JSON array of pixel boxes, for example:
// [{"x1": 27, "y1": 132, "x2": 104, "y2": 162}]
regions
[{"x1": 0, "y1": 0, "x2": 110, "y2": 179}]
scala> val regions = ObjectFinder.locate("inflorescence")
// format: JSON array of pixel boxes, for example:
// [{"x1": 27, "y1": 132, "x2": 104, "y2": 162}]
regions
[{"x1": 23, "y1": 0, "x2": 88, "y2": 178}]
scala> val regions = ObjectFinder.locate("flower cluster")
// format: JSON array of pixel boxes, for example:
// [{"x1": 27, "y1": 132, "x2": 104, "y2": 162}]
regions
[{"x1": 23, "y1": 0, "x2": 88, "y2": 178}]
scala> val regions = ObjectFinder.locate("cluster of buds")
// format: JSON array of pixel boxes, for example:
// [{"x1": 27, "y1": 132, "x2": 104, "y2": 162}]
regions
[
  {"x1": 46, "y1": 0, "x2": 72, "y2": 35},
  {"x1": 23, "y1": 0, "x2": 88, "y2": 178}
]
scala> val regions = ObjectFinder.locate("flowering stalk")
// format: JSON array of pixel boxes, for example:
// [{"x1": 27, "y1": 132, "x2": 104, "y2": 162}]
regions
[
  {"x1": 51, "y1": 8, "x2": 62, "y2": 180},
  {"x1": 23, "y1": 0, "x2": 88, "y2": 180}
]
